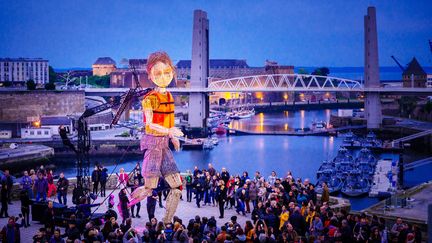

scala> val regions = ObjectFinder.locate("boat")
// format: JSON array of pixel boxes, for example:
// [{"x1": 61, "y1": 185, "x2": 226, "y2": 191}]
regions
[
  {"x1": 341, "y1": 170, "x2": 371, "y2": 197},
  {"x1": 182, "y1": 138, "x2": 204, "y2": 150},
  {"x1": 315, "y1": 169, "x2": 343, "y2": 194},
  {"x1": 333, "y1": 147, "x2": 352, "y2": 163},
  {"x1": 311, "y1": 121, "x2": 327, "y2": 131},
  {"x1": 210, "y1": 135, "x2": 219, "y2": 145},
  {"x1": 230, "y1": 108, "x2": 255, "y2": 120},
  {"x1": 203, "y1": 139, "x2": 214, "y2": 150},
  {"x1": 213, "y1": 125, "x2": 227, "y2": 135}
]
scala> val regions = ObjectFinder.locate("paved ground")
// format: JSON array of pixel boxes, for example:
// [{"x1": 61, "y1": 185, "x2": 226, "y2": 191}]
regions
[{"x1": 0, "y1": 188, "x2": 249, "y2": 239}]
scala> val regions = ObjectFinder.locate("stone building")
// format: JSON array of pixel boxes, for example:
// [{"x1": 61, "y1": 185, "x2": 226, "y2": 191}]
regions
[
  {"x1": 92, "y1": 57, "x2": 116, "y2": 76},
  {"x1": 0, "y1": 58, "x2": 49, "y2": 85},
  {"x1": 402, "y1": 57, "x2": 427, "y2": 88},
  {"x1": 0, "y1": 90, "x2": 85, "y2": 137}
]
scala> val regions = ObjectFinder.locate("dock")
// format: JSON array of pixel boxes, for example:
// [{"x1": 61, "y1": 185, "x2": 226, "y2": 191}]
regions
[
  {"x1": 229, "y1": 125, "x2": 366, "y2": 136},
  {"x1": 369, "y1": 158, "x2": 399, "y2": 197},
  {"x1": 0, "y1": 144, "x2": 54, "y2": 165}
]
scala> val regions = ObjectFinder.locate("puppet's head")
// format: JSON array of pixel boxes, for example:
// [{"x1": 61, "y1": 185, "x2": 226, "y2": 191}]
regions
[{"x1": 147, "y1": 51, "x2": 176, "y2": 88}]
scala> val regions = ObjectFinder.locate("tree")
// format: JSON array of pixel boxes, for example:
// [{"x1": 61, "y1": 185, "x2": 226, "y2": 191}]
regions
[
  {"x1": 26, "y1": 79, "x2": 36, "y2": 90},
  {"x1": 3, "y1": 81, "x2": 12, "y2": 87},
  {"x1": 297, "y1": 68, "x2": 309, "y2": 75},
  {"x1": 49, "y1": 66, "x2": 57, "y2": 83},
  {"x1": 87, "y1": 75, "x2": 110, "y2": 88},
  {"x1": 312, "y1": 67, "x2": 330, "y2": 76},
  {"x1": 45, "y1": 81, "x2": 56, "y2": 90}
]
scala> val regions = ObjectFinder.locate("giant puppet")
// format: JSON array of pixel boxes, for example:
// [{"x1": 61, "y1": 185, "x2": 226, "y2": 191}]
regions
[{"x1": 128, "y1": 51, "x2": 184, "y2": 224}]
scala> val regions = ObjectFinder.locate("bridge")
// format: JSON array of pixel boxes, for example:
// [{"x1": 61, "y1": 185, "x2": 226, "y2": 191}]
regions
[{"x1": 84, "y1": 74, "x2": 432, "y2": 96}]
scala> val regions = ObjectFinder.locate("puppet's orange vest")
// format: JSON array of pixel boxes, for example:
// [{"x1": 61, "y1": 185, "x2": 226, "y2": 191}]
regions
[{"x1": 143, "y1": 91, "x2": 175, "y2": 136}]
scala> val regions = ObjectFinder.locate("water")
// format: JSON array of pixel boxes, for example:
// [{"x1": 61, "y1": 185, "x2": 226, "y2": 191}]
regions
[{"x1": 47, "y1": 109, "x2": 431, "y2": 211}]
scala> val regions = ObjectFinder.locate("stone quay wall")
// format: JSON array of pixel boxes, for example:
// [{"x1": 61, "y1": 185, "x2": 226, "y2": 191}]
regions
[{"x1": 0, "y1": 90, "x2": 85, "y2": 123}]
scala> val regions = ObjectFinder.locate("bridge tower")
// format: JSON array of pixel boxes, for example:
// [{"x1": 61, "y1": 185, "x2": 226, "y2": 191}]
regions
[
  {"x1": 188, "y1": 10, "x2": 209, "y2": 128},
  {"x1": 364, "y1": 6, "x2": 382, "y2": 129}
]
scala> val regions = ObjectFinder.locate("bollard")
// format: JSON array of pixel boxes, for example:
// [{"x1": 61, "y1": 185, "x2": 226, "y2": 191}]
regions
[{"x1": 428, "y1": 204, "x2": 432, "y2": 243}]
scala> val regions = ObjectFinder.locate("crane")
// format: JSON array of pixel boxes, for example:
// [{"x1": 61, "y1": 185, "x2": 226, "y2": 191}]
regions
[
  {"x1": 60, "y1": 67, "x2": 152, "y2": 191},
  {"x1": 391, "y1": 55, "x2": 405, "y2": 72}
]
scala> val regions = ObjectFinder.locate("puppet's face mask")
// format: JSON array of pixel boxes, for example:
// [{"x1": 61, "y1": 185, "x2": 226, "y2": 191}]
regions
[{"x1": 150, "y1": 61, "x2": 173, "y2": 88}]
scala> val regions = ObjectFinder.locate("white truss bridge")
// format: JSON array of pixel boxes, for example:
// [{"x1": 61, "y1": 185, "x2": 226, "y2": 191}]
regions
[
  {"x1": 84, "y1": 74, "x2": 432, "y2": 95},
  {"x1": 207, "y1": 74, "x2": 362, "y2": 92}
]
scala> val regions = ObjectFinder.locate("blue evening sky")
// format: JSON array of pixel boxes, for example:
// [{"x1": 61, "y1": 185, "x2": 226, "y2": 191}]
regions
[{"x1": 0, "y1": 0, "x2": 431, "y2": 68}]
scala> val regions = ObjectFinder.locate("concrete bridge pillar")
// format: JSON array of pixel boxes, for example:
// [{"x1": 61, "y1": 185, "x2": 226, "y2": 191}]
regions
[
  {"x1": 364, "y1": 6, "x2": 382, "y2": 129},
  {"x1": 188, "y1": 10, "x2": 209, "y2": 128}
]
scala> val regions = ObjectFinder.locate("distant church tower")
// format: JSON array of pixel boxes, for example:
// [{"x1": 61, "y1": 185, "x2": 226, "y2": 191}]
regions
[
  {"x1": 188, "y1": 10, "x2": 209, "y2": 129},
  {"x1": 364, "y1": 7, "x2": 382, "y2": 129}
]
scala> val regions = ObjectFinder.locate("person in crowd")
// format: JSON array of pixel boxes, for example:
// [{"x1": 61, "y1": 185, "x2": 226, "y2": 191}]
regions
[
  {"x1": 193, "y1": 173, "x2": 205, "y2": 208},
  {"x1": 267, "y1": 171, "x2": 277, "y2": 186},
  {"x1": 215, "y1": 180, "x2": 227, "y2": 218},
  {"x1": 321, "y1": 182, "x2": 330, "y2": 204},
  {"x1": 20, "y1": 171, "x2": 32, "y2": 197},
  {"x1": 147, "y1": 189, "x2": 158, "y2": 222},
  {"x1": 0, "y1": 178, "x2": 9, "y2": 218},
  {"x1": 185, "y1": 170, "x2": 193, "y2": 202},
  {"x1": 29, "y1": 169, "x2": 37, "y2": 199},
  {"x1": 49, "y1": 228, "x2": 65, "y2": 243},
  {"x1": 1, "y1": 170, "x2": 14, "y2": 204},
  {"x1": 33, "y1": 227, "x2": 48, "y2": 243},
  {"x1": 117, "y1": 168, "x2": 129, "y2": 190},
  {"x1": 43, "y1": 201, "x2": 56, "y2": 234},
  {"x1": 208, "y1": 163, "x2": 216, "y2": 177},
  {"x1": 130, "y1": 179, "x2": 141, "y2": 218},
  {"x1": 35, "y1": 172, "x2": 48, "y2": 202},
  {"x1": 56, "y1": 172, "x2": 69, "y2": 205},
  {"x1": 1, "y1": 216, "x2": 20, "y2": 243},
  {"x1": 46, "y1": 169, "x2": 57, "y2": 200},
  {"x1": 221, "y1": 167, "x2": 230, "y2": 184},
  {"x1": 99, "y1": 165, "x2": 108, "y2": 197},
  {"x1": 19, "y1": 189, "x2": 30, "y2": 227},
  {"x1": 91, "y1": 165, "x2": 100, "y2": 195},
  {"x1": 118, "y1": 188, "x2": 130, "y2": 225}
]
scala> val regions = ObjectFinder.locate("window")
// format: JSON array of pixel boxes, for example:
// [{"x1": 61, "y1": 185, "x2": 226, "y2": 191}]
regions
[
  {"x1": 37, "y1": 131, "x2": 42, "y2": 135},
  {"x1": 44, "y1": 131, "x2": 49, "y2": 135},
  {"x1": 30, "y1": 131, "x2": 34, "y2": 135}
]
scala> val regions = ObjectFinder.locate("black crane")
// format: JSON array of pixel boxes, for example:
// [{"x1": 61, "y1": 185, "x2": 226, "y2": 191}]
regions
[
  {"x1": 390, "y1": 55, "x2": 405, "y2": 72},
  {"x1": 61, "y1": 68, "x2": 152, "y2": 191}
]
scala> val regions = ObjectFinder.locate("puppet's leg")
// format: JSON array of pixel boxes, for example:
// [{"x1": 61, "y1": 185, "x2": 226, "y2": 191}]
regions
[
  {"x1": 162, "y1": 173, "x2": 182, "y2": 224},
  {"x1": 128, "y1": 144, "x2": 162, "y2": 207},
  {"x1": 128, "y1": 177, "x2": 158, "y2": 207}
]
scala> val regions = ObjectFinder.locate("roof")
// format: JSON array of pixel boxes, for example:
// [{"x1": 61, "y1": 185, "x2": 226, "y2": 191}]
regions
[
  {"x1": 40, "y1": 116, "x2": 72, "y2": 126},
  {"x1": 176, "y1": 59, "x2": 250, "y2": 69},
  {"x1": 0, "y1": 57, "x2": 48, "y2": 62},
  {"x1": 93, "y1": 57, "x2": 116, "y2": 65},
  {"x1": 402, "y1": 57, "x2": 426, "y2": 76},
  {"x1": 129, "y1": 59, "x2": 147, "y2": 67}
]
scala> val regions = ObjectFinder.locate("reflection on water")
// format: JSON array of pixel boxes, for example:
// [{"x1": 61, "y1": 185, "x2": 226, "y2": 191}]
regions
[{"x1": 230, "y1": 109, "x2": 334, "y2": 132}]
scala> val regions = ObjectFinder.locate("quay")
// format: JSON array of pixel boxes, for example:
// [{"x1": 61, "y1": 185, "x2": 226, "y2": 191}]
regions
[
  {"x1": 0, "y1": 144, "x2": 54, "y2": 165},
  {"x1": 362, "y1": 180, "x2": 432, "y2": 238}
]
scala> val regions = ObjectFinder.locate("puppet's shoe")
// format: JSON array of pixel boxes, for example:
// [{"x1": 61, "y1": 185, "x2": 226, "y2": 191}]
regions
[{"x1": 128, "y1": 186, "x2": 151, "y2": 207}]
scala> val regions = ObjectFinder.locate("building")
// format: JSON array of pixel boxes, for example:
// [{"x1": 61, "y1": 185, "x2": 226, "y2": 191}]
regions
[
  {"x1": 0, "y1": 58, "x2": 49, "y2": 85},
  {"x1": 176, "y1": 59, "x2": 294, "y2": 80},
  {"x1": 40, "y1": 116, "x2": 74, "y2": 136},
  {"x1": 92, "y1": 57, "x2": 116, "y2": 76},
  {"x1": 128, "y1": 59, "x2": 147, "y2": 70},
  {"x1": 425, "y1": 74, "x2": 432, "y2": 88},
  {"x1": 402, "y1": 57, "x2": 427, "y2": 88},
  {"x1": 20, "y1": 127, "x2": 52, "y2": 139},
  {"x1": 110, "y1": 69, "x2": 155, "y2": 88}
]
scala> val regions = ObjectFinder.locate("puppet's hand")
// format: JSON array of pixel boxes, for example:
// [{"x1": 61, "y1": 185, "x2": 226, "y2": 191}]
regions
[
  {"x1": 171, "y1": 137, "x2": 180, "y2": 151},
  {"x1": 168, "y1": 127, "x2": 184, "y2": 138}
]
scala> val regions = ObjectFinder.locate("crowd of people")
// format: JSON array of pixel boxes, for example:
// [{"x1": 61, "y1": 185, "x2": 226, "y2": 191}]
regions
[{"x1": 0, "y1": 164, "x2": 424, "y2": 242}]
